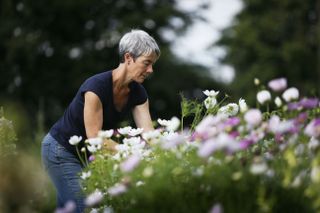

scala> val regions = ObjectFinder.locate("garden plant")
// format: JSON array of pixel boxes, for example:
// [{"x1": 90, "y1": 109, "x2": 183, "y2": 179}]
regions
[{"x1": 63, "y1": 78, "x2": 320, "y2": 213}]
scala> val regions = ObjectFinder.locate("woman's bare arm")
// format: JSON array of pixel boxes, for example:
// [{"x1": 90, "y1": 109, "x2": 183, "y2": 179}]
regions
[
  {"x1": 84, "y1": 91, "x2": 103, "y2": 138},
  {"x1": 132, "y1": 100, "x2": 154, "y2": 132}
]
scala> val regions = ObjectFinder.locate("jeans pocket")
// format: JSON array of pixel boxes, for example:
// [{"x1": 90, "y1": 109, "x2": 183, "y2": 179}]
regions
[{"x1": 57, "y1": 143, "x2": 80, "y2": 164}]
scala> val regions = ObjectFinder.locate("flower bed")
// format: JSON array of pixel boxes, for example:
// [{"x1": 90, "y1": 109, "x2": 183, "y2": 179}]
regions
[{"x1": 70, "y1": 78, "x2": 320, "y2": 212}]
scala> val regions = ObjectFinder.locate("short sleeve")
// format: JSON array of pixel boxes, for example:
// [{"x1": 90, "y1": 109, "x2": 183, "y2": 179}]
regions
[
  {"x1": 80, "y1": 78, "x2": 106, "y2": 104},
  {"x1": 133, "y1": 84, "x2": 148, "y2": 105}
]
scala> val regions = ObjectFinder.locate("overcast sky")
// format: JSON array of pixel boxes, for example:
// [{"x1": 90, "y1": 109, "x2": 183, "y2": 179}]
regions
[{"x1": 173, "y1": 0, "x2": 243, "y2": 83}]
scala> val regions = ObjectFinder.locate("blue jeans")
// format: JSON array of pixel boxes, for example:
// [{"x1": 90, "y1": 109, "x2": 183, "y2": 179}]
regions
[{"x1": 41, "y1": 133, "x2": 85, "y2": 213}]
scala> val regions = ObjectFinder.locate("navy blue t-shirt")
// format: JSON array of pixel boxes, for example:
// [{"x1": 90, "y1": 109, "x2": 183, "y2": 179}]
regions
[{"x1": 50, "y1": 70, "x2": 148, "y2": 156}]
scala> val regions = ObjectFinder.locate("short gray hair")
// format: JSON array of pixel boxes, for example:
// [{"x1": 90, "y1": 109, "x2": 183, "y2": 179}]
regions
[{"x1": 119, "y1": 29, "x2": 160, "y2": 63}]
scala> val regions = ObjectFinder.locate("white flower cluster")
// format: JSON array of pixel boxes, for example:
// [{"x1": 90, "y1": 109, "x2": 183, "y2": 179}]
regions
[
  {"x1": 255, "y1": 78, "x2": 300, "y2": 107},
  {"x1": 113, "y1": 137, "x2": 151, "y2": 161}
]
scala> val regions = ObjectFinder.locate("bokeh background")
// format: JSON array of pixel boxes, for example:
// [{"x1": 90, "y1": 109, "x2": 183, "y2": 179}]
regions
[{"x1": 0, "y1": 0, "x2": 319, "y2": 211}]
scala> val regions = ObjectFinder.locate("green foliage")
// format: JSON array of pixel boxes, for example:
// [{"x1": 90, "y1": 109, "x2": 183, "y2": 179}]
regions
[
  {"x1": 0, "y1": 107, "x2": 55, "y2": 212},
  {"x1": 0, "y1": 107, "x2": 17, "y2": 158}
]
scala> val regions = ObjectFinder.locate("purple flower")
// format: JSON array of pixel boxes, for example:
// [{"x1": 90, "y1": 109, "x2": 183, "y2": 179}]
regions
[
  {"x1": 299, "y1": 98, "x2": 319, "y2": 109},
  {"x1": 287, "y1": 102, "x2": 300, "y2": 111},
  {"x1": 268, "y1": 78, "x2": 287, "y2": 92},
  {"x1": 295, "y1": 112, "x2": 308, "y2": 125},
  {"x1": 88, "y1": 155, "x2": 95, "y2": 162},
  {"x1": 229, "y1": 131, "x2": 240, "y2": 138},
  {"x1": 239, "y1": 139, "x2": 253, "y2": 149},
  {"x1": 275, "y1": 133, "x2": 284, "y2": 143},
  {"x1": 224, "y1": 117, "x2": 241, "y2": 127}
]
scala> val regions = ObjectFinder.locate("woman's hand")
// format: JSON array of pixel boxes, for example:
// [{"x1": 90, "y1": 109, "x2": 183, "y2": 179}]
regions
[{"x1": 103, "y1": 138, "x2": 119, "y2": 153}]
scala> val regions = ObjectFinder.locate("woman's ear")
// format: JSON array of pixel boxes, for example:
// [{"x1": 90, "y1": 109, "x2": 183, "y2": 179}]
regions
[{"x1": 124, "y1": 53, "x2": 132, "y2": 64}]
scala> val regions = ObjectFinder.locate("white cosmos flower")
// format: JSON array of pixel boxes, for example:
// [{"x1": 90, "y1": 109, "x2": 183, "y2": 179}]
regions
[
  {"x1": 158, "y1": 117, "x2": 180, "y2": 131},
  {"x1": 309, "y1": 137, "x2": 319, "y2": 150},
  {"x1": 128, "y1": 128, "x2": 144, "y2": 137},
  {"x1": 166, "y1": 117, "x2": 180, "y2": 131},
  {"x1": 203, "y1": 89, "x2": 219, "y2": 97},
  {"x1": 98, "y1": 129, "x2": 114, "y2": 138},
  {"x1": 85, "y1": 189, "x2": 104, "y2": 207},
  {"x1": 87, "y1": 144, "x2": 101, "y2": 153},
  {"x1": 86, "y1": 137, "x2": 103, "y2": 146},
  {"x1": 239, "y1": 98, "x2": 248, "y2": 113},
  {"x1": 217, "y1": 103, "x2": 239, "y2": 117},
  {"x1": 204, "y1": 97, "x2": 217, "y2": 110},
  {"x1": 81, "y1": 171, "x2": 92, "y2": 180},
  {"x1": 157, "y1": 118, "x2": 168, "y2": 126},
  {"x1": 123, "y1": 137, "x2": 141, "y2": 146},
  {"x1": 274, "y1": 96, "x2": 282, "y2": 107},
  {"x1": 136, "y1": 181, "x2": 145, "y2": 187},
  {"x1": 250, "y1": 162, "x2": 268, "y2": 175},
  {"x1": 142, "y1": 129, "x2": 161, "y2": 141},
  {"x1": 117, "y1": 126, "x2": 132, "y2": 135},
  {"x1": 257, "y1": 90, "x2": 271, "y2": 104},
  {"x1": 282, "y1": 87, "x2": 299, "y2": 102},
  {"x1": 69, "y1": 135, "x2": 82, "y2": 145}
]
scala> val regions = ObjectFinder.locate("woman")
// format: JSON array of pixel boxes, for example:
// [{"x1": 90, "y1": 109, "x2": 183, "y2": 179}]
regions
[{"x1": 41, "y1": 29, "x2": 160, "y2": 212}]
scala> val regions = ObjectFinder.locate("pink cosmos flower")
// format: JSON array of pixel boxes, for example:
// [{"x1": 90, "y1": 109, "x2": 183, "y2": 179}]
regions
[
  {"x1": 244, "y1": 109, "x2": 262, "y2": 127},
  {"x1": 108, "y1": 183, "x2": 127, "y2": 196},
  {"x1": 239, "y1": 139, "x2": 253, "y2": 149},
  {"x1": 209, "y1": 203, "x2": 223, "y2": 213},
  {"x1": 305, "y1": 118, "x2": 320, "y2": 138},
  {"x1": 268, "y1": 78, "x2": 287, "y2": 92},
  {"x1": 85, "y1": 190, "x2": 104, "y2": 207},
  {"x1": 198, "y1": 138, "x2": 219, "y2": 158},
  {"x1": 120, "y1": 155, "x2": 141, "y2": 173},
  {"x1": 161, "y1": 133, "x2": 185, "y2": 149},
  {"x1": 197, "y1": 133, "x2": 239, "y2": 157},
  {"x1": 55, "y1": 201, "x2": 76, "y2": 213}
]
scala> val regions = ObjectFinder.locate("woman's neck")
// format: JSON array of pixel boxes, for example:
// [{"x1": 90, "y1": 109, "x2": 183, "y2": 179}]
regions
[{"x1": 112, "y1": 64, "x2": 132, "y2": 89}]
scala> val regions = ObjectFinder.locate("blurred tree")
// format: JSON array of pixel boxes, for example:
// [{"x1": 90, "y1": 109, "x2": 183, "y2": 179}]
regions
[
  {"x1": 217, "y1": 0, "x2": 320, "y2": 104},
  {"x1": 0, "y1": 0, "x2": 219, "y2": 133}
]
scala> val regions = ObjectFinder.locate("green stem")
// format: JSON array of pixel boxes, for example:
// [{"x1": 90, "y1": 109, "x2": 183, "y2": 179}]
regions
[
  {"x1": 84, "y1": 149, "x2": 89, "y2": 167},
  {"x1": 181, "y1": 115, "x2": 184, "y2": 132},
  {"x1": 76, "y1": 145, "x2": 86, "y2": 167}
]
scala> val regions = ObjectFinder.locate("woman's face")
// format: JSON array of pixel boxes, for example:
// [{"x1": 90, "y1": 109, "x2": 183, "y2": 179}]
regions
[{"x1": 128, "y1": 52, "x2": 158, "y2": 83}]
